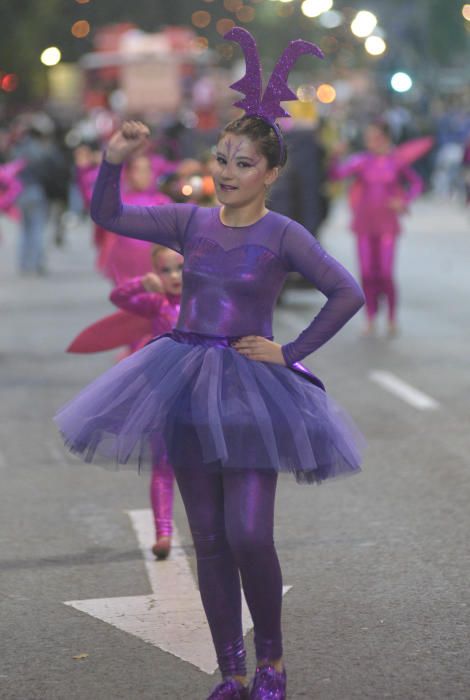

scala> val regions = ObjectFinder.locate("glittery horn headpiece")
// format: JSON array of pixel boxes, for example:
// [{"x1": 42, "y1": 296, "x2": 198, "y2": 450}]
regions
[{"x1": 224, "y1": 27, "x2": 324, "y2": 162}]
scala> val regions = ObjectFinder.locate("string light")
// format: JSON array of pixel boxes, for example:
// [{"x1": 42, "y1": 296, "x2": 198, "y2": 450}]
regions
[
  {"x1": 216, "y1": 18, "x2": 236, "y2": 35},
  {"x1": 316, "y1": 83, "x2": 336, "y2": 103},
  {"x1": 40, "y1": 47, "x2": 62, "y2": 66},
  {"x1": 192, "y1": 11, "x2": 212, "y2": 28},
  {"x1": 236, "y1": 5, "x2": 256, "y2": 22},
  {"x1": 1, "y1": 74, "x2": 19, "y2": 92},
  {"x1": 71, "y1": 20, "x2": 91, "y2": 38},
  {"x1": 365, "y1": 35, "x2": 386, "y2": 55}
]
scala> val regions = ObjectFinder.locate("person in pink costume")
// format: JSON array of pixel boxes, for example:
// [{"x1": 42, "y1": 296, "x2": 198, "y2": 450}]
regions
[
  {"x1": 0, "y1": 159, "x2": 24, "y2": 218},
  {"x1": 75, "y1": 148, "x2": 174, "y2": 282},
  {"x1": 110, "y1": 244, "x2": 183, "y2": 559},
  {"x1": 329, "y1": 122, "x2": 432, "y2": 336},
  {"x1": 100, "y1": 155, "x2": 172, "y2": 283}
]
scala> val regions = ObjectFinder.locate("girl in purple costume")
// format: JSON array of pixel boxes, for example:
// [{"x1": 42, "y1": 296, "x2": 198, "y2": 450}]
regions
[
  {"x1": 329, "y1": 122, "x2": 426, "y2": 336},
  {"x1": 110, "y1": 245, "x2": 183, "y2": 560},
  {"x1": 55, "y1": 28, "x2": 365, "y2": 700}
]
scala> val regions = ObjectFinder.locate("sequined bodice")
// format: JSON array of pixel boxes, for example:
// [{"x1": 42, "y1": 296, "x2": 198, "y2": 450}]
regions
[{"x1": 91, "y1": 160, "x2": 364, "y2": 364}]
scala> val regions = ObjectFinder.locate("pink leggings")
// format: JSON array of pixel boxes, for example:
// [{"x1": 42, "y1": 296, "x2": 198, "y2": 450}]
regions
[
  {"x1": 357, "y1": 234, "x2": 397, "y2": 322},
  {"x1": 150, "y1": 454, "x2": 174, "y2": 539}
]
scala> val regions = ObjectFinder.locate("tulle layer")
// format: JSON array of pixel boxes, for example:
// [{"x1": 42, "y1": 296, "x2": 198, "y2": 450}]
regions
[{"x1": 55, "y1": 334, "x2": 364, "y2": 484}]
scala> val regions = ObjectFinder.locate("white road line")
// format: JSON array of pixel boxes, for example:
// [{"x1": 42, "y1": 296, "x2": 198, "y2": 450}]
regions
[
  {"x1": 65, "y1": 509, "x2": 291, "y2": 674},
  {"x1": 369, "y1": 370, "x2": 439, "y2": 410}
]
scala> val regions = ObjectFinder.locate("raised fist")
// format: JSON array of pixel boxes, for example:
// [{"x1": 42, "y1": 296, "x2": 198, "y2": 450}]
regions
[{"x1": 105, "y1": 121, "x2": 150, "y2": 165}]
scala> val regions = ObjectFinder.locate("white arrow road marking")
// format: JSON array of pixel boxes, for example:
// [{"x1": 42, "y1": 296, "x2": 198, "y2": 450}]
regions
[
  {"x1": 369, "y1": 370, "x2": 439, "y2": 411},
  {"x1": 65, "y1": 509, "x2": 291, "y2": 675}
]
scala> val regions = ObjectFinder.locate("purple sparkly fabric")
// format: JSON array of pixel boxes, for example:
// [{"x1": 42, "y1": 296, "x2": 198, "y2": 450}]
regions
[
  {"x1": 54, "y1": 160, "x2": 365, "y2": 482},
  {"x1": 224, "y1": 27, "x2": 324, "y2": 121}
]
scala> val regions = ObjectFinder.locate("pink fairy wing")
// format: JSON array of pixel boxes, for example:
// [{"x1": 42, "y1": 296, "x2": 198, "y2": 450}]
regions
[
  {"x1": 394, "y1": 137, "x2": 434, "y2": 167},
  {"x1": 67, "y1": 310, "x2": 153, "y2": 353}
]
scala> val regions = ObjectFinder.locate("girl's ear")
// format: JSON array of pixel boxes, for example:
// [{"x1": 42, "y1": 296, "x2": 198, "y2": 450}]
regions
[{"x1": 264, "y1": 166, "x2": 280, "y2": 187}]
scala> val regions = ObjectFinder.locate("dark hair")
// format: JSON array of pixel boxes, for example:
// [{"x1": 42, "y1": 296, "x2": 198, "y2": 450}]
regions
[
  {"x1": 218, "y1": 115, "x2": 287, "y2": 169},
  {"x1": 367, "y1": 119, "x2": 392, "y2": 140}
]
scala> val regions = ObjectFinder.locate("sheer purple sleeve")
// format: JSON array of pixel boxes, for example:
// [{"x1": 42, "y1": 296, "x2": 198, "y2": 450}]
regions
[
  {"x1": 90, "y1": 158, "x2": 196, "y2": 254},
  {"x1": 280, "y1": 221, "x2": 365, "y2": 365}
]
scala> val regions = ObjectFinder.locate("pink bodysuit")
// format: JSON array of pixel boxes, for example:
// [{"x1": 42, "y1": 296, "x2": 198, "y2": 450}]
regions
[
  {"x1": 329, "y1": 147, "x2": 424, "y2": 323},
  {"x1": 110, "y1": 278, "x2": 181, "y2": 541},
  {"x1": 76, "y1": 163, "x2": 172, "y2": 283}
]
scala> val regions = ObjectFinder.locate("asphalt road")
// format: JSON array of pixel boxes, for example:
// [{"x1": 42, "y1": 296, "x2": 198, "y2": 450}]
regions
[{"x1": 1, "y1": 196, "x2": 469, "y2": 700}]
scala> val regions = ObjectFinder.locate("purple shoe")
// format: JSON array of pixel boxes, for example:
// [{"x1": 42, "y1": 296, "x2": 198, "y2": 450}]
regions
[
  {"x1": 249, "y1": 665, "x2": 287, "y2": 699},
  {"x1": 207, "y1": 678, "x2": 250, "y2": 700}
]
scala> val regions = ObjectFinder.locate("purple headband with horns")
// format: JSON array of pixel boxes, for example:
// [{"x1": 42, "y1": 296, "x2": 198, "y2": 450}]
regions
[{"x1": 224, "y1": 27, "x2": 324, "y2": 163}]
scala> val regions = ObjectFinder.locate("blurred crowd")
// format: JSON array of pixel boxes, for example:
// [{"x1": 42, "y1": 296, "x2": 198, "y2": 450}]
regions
[{"x1": 0, "y1": 93, "x2": 469, "y2": 279}]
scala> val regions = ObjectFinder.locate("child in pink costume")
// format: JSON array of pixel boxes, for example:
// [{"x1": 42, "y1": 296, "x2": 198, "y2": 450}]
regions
[
  {"x1": 329, "y1": 123, "x2": 429, "y2": 335},
  {"x1": 76, "y1": 150, "x2": 173, "y2": 282},
  {"x1": 0, "y1": 160, "x2": 24, "y2": 217},
  {"x1": 110, "y1": 244, "x2": 183, "y2": 559}
]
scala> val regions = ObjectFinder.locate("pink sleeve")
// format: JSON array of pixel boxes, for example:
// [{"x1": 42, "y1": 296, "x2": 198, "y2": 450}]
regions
[
  {"x1": 328, "y1": 153, "x2": 368, "y2": 181},
  {"x1": 0, "y1": 173, "x2": 22, "y2": 211},
  {"x1": 110, "y1": 278, "x2": 165, "y2": 319},
  {"x1": 76, "y1": 164, "x2": 99, "y2": 209},
  {"x1": 399, "y1": 165, "x2": 423, "y2": 203}
]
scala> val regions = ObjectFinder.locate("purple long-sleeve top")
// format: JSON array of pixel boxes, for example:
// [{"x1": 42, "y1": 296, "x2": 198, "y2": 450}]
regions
[
  {"x1": 329, "y1": 150, "x2": 423, "y2": 238},
  {"x1": 91, "y1": 159, "x2": 364, "y2": 366},
  {"x1": 110, "y1": 277, "x2": 181, "y2": 337}
]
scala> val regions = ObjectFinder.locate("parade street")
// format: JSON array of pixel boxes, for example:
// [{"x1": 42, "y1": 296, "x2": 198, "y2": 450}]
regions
[{"x1": 1, "y1": 196, "x2": 469, "y2": 700}]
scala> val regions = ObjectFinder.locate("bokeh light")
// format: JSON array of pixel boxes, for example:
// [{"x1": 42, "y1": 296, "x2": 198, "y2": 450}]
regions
[
  {"x1": 224, "y1": 0, "x2": 243, "y2": 11},
  {"x1": 277, "y1": 2, "x2": 295, "y2": 16},
  {"x1": 40, "y1": 47, "x2": 62, "y2": 66},
  {"x1": 316, "y1": 83, "x2": 336, "y2": 103},
  {"x1": 71, "y1": 20, "x2": 91, "y2": 38},
  {"x1": 192, "y1": 11, "x2": 211, "y2": 29},
  {"x1": 1, "y1": 74, "x2": 19, "y2": 92},
  {"x1": 301, "y1": 0, "x2": 333, "y2": 18},
  {"x1": 236, "y1": 5, "x2": 256, "y2": 22},
  {"x1": 192, "y1": 36, "x2": 209, "y2": 51},
  {"x1": 319, "y1": 10, "x2": 343, "y2": 28},
  {"x1": 182, "y1": 184, "x2": 193, "y2": 197},
  {"x1": 216, "y1": 18, "x2": 236, "y2": 35},
  {"x1": 75, "y1": 0, "x2": 91, "y2": 3},
  {"x1": 350, "y1": 10, "x2": 378, "y2": 38},
  {"x1": 462, "y1": 4, "x2": 470, "y2": 20},
  {"x1": 365, "y1": 35, "x2": 386, "y2": 56},
  {"x1": 390, "y1": 72, "x2": 413, "y2": 93},
  {"x1": 216, "y1": 43, "x2": 234, "y2": 59},
  {"x1": 296, "y1": 84, "x2": 316, "y2": 102}
]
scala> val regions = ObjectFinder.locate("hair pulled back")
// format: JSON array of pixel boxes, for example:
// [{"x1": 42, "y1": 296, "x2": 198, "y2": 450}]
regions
[{"x1": 218, "y1": 115, "x2": 287, "y2": 169}]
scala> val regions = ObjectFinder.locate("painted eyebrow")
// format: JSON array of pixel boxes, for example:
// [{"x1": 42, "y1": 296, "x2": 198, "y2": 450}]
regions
[{"x1": 216, "y1": 151, "x2": 255, "y2": 162}]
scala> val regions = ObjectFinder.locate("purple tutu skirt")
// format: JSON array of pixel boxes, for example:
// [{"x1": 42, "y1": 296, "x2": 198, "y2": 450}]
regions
[{"x1": 55, "y1": 330, "x2": 364, "y2": 484}]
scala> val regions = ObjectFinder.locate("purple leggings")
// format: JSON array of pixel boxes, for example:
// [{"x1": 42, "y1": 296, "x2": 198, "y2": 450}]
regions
[
  {"x1": 357, "y1": 233, "x2": 397, "y2": 322},
  {"x1": 172, "y1": 465, "x2": 283, "y2": 678},
  {"x1": 150, "y1": 455, "x2": 174, "y2": 539}
]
